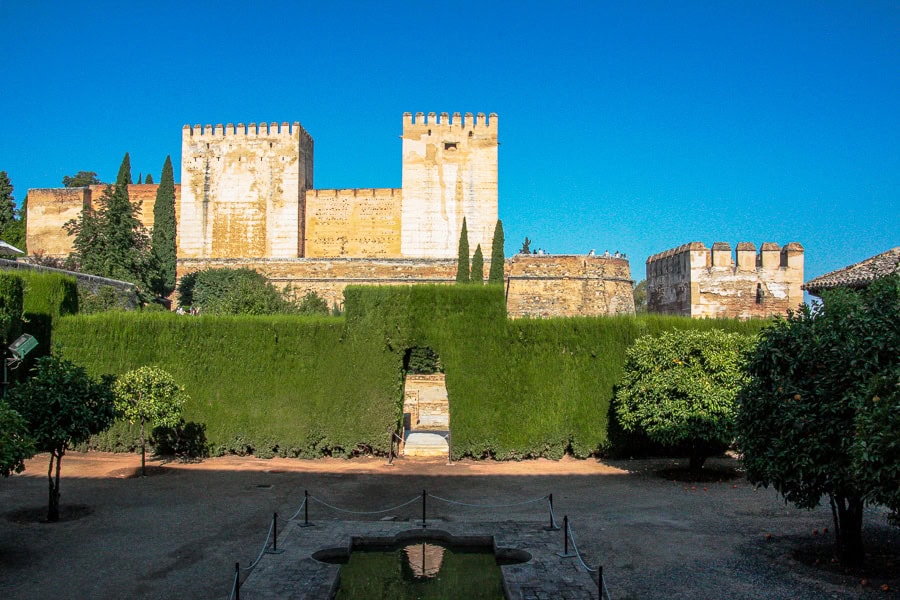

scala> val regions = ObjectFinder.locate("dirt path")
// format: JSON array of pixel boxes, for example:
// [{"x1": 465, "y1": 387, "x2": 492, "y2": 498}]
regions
[{"x1": 1, "y1": 452, "x2": 897, "y2": 599}]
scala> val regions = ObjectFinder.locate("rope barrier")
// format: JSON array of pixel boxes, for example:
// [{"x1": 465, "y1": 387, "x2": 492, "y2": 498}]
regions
[
  {"x1": 227, "y1": 564, "x2": 239, "y2": 600},
  {"x1": 548, "y1": 497, "x2": 560, "y2": 529},
  {"x1": 309, "y1": 494, "x2": 421, "y2": 515},
  {"x1": 241, "y1": 519, "x2": 274, "y2": 571},
  {"x1": 566, "y1": 521, "x2": 596, "y2": 573},
  {"x1": 427, "y1": 492, "x2": 549, "y2": 509},
  {"x1": 287, "y1": 497, "x2": 307, "y2": 522}
]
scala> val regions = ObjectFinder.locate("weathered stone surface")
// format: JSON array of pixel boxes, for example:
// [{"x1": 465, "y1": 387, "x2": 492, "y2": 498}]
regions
[
  {"x1": 506, "y1": 254, "x2": 635, "y2": 318},
  {"x1": 400, "y1": 112, "x2": 498, "y2": 259},
  {"x1": 304, "y1": 188, "x2": 401, "y2": 258},
  {"x1": 646, "y1": 241, "x2": 804, "y2": 319}
]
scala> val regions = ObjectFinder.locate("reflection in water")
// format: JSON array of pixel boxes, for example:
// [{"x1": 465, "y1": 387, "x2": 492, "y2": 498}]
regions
[{"x1": 403, "y1": 543, "x2": 445, "y2": 579}]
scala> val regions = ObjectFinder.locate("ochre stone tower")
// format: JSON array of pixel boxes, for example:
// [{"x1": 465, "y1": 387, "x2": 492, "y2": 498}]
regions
[
  {"x1": 400, "y1": 112, "x2": 498, "y2": 258},
  {"x1": 179, "y1": 122, "x2": 313, "y2": 259}
]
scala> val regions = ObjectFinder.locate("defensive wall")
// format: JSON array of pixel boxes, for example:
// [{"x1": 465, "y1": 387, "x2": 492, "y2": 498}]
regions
[
  {"x1": 26, "y1": 184, "x2": 179, "y2": 258},
  {"x1": 26, "y1": 112, "x2": 635, "y2": 318},
  {"x1": 506, "y1": 254, "x2": 635, "y2": 318},
  {"x1": 646, "y1": 241, "x2": 804, "y2": 319}
]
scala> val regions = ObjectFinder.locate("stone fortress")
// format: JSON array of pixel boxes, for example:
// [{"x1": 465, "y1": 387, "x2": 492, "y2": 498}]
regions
[
  {"x1": 26, "y1": 112, "x2": 636, "y2": 318},
  {"x1": 646, "y1": 241, "x2": 804, "y2": 319}
]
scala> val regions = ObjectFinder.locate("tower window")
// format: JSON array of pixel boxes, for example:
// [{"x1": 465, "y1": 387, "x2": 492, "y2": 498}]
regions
[{"x1": 444, "y1": 142, "x2": 458, "y2": 150}]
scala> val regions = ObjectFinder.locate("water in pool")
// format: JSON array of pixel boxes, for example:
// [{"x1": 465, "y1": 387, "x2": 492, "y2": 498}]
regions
[{"x1": 334, "y1": 540, "x2": 506, "y2": 600}]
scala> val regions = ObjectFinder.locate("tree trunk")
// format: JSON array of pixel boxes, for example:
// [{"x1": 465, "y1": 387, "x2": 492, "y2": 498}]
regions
[
  {"x1": 832, "y1": 494, "x2": 865, "y2": 566},
  {"x1": 140, "y1": 418, "x2": 146, "y2": 477},
  {"x1": 688, "y1": 448, "x2": 707, "y2": 475},
  {"x1": 47, "y1": 448, "x2": 63, "y2": 522}
]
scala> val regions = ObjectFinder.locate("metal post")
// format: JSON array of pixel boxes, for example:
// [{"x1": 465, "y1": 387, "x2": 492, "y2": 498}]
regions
[
  {"x1": 300, "y1": 490, "x2": 314, "y2": 527},
  {"x1": 421, "y1": 489, "x2": 427, "y2": 528},
  {"x1": 266, "y1": 512, "x2": 284, "y2": 553},
  {"x1": 545, "y1": 493, "x2": 559, "y2": 530},
  {"x1": 597, "y1": 565, "x2": 603, "y2": 600},
  {"x1": 234, "y1": 562, "x2": 240, "y2": 600},
  {"x1": 556, "y1": 515, "x2": 575, "y2": 558}
]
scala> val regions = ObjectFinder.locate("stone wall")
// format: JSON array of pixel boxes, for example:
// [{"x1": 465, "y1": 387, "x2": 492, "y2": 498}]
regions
[
  {"x1": 179, "y1": 122, "x2": 313, "y2": 259},
  {"x1": 505, "y1": 254, "x2": 635, "y2": 318},
  {"x1": 26, "y1": 184, "x2": 180, "y2": 257},
  {"x1": 304, "y1": 188, "x2": 402, "y2": 258},
  {"x1": 176, "y1": 257, "x2": 460, "y2": 309},
  {"x1": 646, "y1": 241, "x2": 804, "y2": 319},
  {"x1": 400, "y1": 112, "x2": 498, "y2": 259}
]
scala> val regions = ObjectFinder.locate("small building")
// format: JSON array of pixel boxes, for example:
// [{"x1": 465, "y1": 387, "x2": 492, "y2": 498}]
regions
[
  {"x1": 646, "y1": 241, "x2": 804, "y2": 319},
  {"x1": 802, "y1": 247, "x2": 899, "y2": 297}
]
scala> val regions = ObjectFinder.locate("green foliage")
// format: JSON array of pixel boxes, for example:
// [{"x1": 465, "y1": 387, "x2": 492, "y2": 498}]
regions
[
  {"x1": 77, "y1": 285, "x2": 136, "y2": 314},
  {"x1": 471, "y1": 244, "x2": 484, "y2": 284},
  {"x1": 0, "y1": 171, "x2": 16, "y2": 232},
  {"x1": 295, "y1": 291, "x2": 329, "y2": 315},
  {"x1": 455, "y1": 217, "x2": 470, "y2": 284},
  {"x1": 852, "y1": 372, "x2": 900, "y2": 525},
  {"x1": 62, "y1": 171, "x2": 101, "y2": 187},
  {"x1": 7, "y1": 355, "x2": 116, "y2": 521},
  {"x1": 519, "y1": 237, "x2": 531, "y2": 254},
  {"x1": 632, "y1": 280, "x2": 647, "y2": 313},
  {"x1": 54, "y1": 286, "x2": 764, "y2": 461},
  {"x1": 16, "y1": 271, "x2": 79, "y2": 319},
  {"x1": 65, "y1": 153, "x2": 155, "y2": 289},
  {"x1": 613, "y1": 330, "x2": 753, "y2": 471},
  {"x1": 736, "y1": 276, "x2": 900, "y2": 565},
  {"x1": 0, "y1": 272, "x2": 23, "y2": 341},
  {"x1": 488, "y1": 220, "x2": 505, "y2": 285},
  {"x1": 144, "y1": 173, "x2": 154, "y2": 185},
  {"x1": 404, "y1": 347, "x2": 443, "y2": 374},
  {"x1": 150, "y1": 156, "x2": 176, "y2": 296},
  {"x1": 54, "y1": 312, "x2": 395, "y2": 458},
  {"x1": 114, "y1": 366, "x2": 188, "y2": 475},
  {"x1": 0, "y1": 401, "x2": 34, "y2": 477}
]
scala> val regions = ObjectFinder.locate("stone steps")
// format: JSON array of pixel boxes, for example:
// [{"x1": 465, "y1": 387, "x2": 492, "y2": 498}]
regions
[{"x1": 402, "y1": 431, "x2": 449, "y2": 458}]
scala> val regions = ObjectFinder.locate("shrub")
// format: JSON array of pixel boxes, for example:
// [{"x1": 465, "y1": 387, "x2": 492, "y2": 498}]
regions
[{"x1": 612, "y1": 330, "x2": 753, "y2": 472}]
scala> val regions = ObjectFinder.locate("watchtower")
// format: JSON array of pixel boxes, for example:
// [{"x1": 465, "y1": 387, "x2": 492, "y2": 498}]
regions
[
  {"x1": 400, "y1": 112, "x2": 499, "y2": 258},
  {"x1": 179, "y1": 122, "x2": 314, "y2": 259}
]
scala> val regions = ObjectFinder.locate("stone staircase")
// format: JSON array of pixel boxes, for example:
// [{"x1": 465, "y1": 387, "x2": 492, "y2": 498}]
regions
[{"x1": 401, "y1": 374, "x2": 450, "y2": 459}]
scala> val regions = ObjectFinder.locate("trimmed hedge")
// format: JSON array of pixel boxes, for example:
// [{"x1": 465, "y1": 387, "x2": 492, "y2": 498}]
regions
[{"x1": 53, "y1": 285, "x2": 767, "y2": 459}]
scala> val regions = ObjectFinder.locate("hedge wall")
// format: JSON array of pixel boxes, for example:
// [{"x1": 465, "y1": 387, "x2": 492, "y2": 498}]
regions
[{"x1": 52, "y1": 285, "x2": 766, "y2": 459}]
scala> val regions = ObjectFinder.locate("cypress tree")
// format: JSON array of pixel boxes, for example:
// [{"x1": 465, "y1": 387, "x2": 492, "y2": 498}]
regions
[
  {"x1": 136, "y1": 172, "x2": 143, "y2": 184},
  {"x1": 145, "y1": 173, "x2": 154, "y2": 184},
  {"x1": 488, "y1": 219, "x2": 505, "y2": 285},
  {"x1": 455, "y1": 217, "x2": 470, "y2": 284},
  {"x1": 0, "y1": 171, "x2": 16, "y2": 232},
  {"x1": 471, "y1": 244, "x2": 484, "y2": 284},
  {"x1": 151, "y1": 156, "x2": 177, "y2": 296}
]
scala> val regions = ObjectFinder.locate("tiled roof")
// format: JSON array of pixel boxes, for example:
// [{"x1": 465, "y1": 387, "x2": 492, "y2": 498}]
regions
[{"x1": 803, "y1": 247, "x2": 900, "y2": 295}]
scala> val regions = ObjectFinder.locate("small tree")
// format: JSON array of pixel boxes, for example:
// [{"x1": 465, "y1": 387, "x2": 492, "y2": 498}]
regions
[
  {"x1": 0, "y1": 401, "x2": 34, "y2": 477},
  {"x1": 471, "y1": 244, "x2": 484, "y2": 284},
  {"x1": 0, "y1": 171, "x2": 16, "y2": 235},
  {"x1": 736, "y1": 276, "x2": 900, "y2": 566},
  {"x1": 114, "y1": 366, "x2": 187, "y2": 477},
  {"x1": 150, "y1": 156, "x2": 177, "y2": 296},
  {"x1": 519, "y1": 237, "x2": 531, "y2": 255},
  {"x1": 632, "y1": 280, "x2": 647, "y2": 313},
  {"x1": 488, "y1": 219, "x2": 505, "y2": 285},
  {"x1": 62, "y1": 171, "x2": 101, "y2": 187},
  {"x1": 144, "y1": 173, "x2": 154, "y2": 184},
  {"x1": 614, "y1": 330, "x2": 753, "y2": 473},
  {"x1": 455, "y1": 217, "x2": 470, "y2": 284},
  {"x1": 7, "y1": 356, "x2": 116, "y2": 521}
]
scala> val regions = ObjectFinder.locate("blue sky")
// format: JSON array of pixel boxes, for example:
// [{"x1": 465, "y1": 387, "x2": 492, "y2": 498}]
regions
[{"x1": 1, "y1": 0, "x2": 897, "y2": 282}]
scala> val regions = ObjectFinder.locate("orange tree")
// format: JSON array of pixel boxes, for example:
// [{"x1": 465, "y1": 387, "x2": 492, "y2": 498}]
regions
[{"x1": 736, "y1": 276, "x2": 899, "y2": 566}]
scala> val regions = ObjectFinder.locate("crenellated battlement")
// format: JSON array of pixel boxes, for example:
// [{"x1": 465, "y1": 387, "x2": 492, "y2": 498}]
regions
[
  {"x1": 182, "y1": 121, "x2": 313, "y2": 145},
  {"x1": 646, "y1": 241, "x2": 804, "y2": 272},
  {"x1": 402, "y1": 111, "x2": 498, "y2": 130}
]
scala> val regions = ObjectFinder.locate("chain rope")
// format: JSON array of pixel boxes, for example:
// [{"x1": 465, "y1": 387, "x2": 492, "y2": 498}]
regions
[
  {"x1": 309, "y1": 494, "x2": 421, "y2": 515},
  {"x1": 227, "y1": 566, "x2": 239, "y2": 600},
  {"x1": 427, "y1": 492, "x2": 549, "y2": 509},
  {"x1": 287, "y1": 497, "x2": 307, "y2": 521},
  {"x1": 241, "y1": 518, "x2": 274, "y2": 571},
  {"x1": 548, "y1": 497, "x2": 560, "y2": 529}
]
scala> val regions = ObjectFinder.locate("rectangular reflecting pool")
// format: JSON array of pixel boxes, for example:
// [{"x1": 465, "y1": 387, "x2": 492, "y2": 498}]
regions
[{"x1": 333, "y1": 539, "x2": 505, "y2": 600}]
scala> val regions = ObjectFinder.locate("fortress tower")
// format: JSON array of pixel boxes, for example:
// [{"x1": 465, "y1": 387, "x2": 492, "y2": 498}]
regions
[
  {"x1": 179, "y1": 122, "x2": 314, "y2": 259},
  {"x1": 400, "y1": 112, "x2": 499, "y2": 258}
]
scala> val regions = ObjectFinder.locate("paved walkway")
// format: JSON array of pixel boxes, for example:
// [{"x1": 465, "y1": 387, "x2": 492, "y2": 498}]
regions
[{"x1": 240, "y1": 516, "x2": 603, "y2": 599}]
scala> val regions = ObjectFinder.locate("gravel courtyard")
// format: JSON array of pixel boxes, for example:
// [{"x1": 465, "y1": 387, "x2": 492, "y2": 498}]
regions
[{"x1": 1, "y1": 452, "x2": 897, "y2": 599}]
